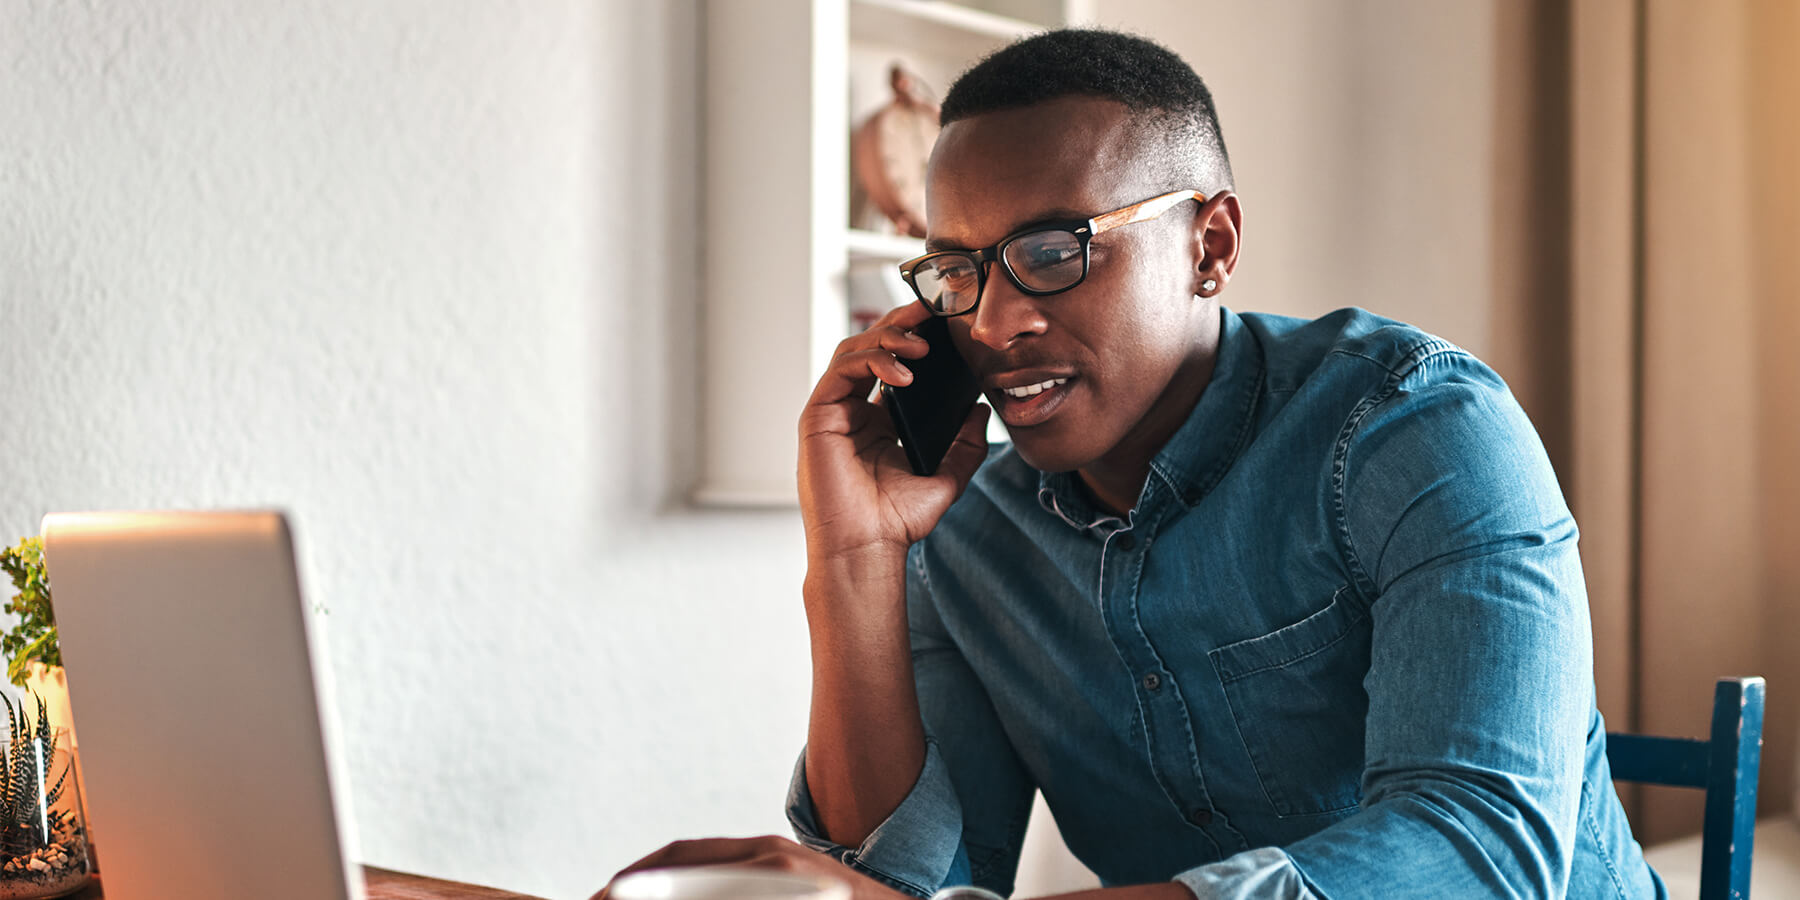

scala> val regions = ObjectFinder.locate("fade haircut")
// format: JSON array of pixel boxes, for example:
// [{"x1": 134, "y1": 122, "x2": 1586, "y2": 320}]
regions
[{"x1": 939, "y1": 28, "x2": 1234, "y2": 196}]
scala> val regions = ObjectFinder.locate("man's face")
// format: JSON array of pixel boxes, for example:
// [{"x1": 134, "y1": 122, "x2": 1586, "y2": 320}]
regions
[{"x1": 925, "y1": 96, "x2": 1218, "y2": 475}]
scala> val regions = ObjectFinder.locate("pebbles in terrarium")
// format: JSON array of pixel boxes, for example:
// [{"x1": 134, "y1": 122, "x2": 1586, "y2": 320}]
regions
[{"x1": 0, "y1": 693, "x2": 89, "y2": 900}]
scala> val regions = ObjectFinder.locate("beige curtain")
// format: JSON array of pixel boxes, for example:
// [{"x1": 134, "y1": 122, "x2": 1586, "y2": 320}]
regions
[{"x1": 1492, "y1": 0, "x2": 1800, "y2": 843}]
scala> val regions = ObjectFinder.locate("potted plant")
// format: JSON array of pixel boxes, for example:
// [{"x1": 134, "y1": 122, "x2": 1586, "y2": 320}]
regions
[
  {"x1": 0, "y1": 692, "x2": 89, "y2": 898},
  {"x1": 0, "y1": 540, "x2": 72, "y2": 734},
  {"x1": 0, "y1": 538, "x2": 77, "y2": 763},
  {"x1": 0, "y1": 538, "x2": 92, "y2": 895}
]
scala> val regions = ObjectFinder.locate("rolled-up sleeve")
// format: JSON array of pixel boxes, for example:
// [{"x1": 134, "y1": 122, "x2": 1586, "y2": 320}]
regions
[
  {"x1": 1173, "y1": 847, "x2": 1317, "y2": 898},
  {"x1": 787, "y1": 739, "x2": 970, "y2": 897},
  {"x1": 787, "y1": 541, "x2": 1036, "y2": 898},
  {"x1": 1172, "y1": 356, "x2": 1593, "y2": 897}
]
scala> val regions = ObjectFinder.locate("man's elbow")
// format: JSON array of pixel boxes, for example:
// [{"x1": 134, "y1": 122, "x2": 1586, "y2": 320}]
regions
[{"x1": 1363, "y1": 770, "x2": 1578, "y2": 897}]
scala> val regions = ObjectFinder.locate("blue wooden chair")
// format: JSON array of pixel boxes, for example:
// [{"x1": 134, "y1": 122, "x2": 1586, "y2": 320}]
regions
[{"x1": 1606, "y1": 676, "x2": 1765, "y2": 900}]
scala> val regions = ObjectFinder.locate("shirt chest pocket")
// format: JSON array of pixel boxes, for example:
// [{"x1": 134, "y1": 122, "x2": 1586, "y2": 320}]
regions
[{"x1": 1208, "y1": 586, "x2": 1373, "y2": 818}]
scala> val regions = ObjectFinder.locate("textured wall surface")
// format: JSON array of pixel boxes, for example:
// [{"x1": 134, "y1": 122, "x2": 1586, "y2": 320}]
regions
[
  {"x1": 1099, "y1": 0, "x2": 1502, "y2": 361},
  {"x1": 1, "y1": 3, "x2": 812, "y2": 899}
]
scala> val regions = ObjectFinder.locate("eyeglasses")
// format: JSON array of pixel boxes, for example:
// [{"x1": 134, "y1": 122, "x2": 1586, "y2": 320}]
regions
[{"x1": 897, "y1": 189, "x2": 1206, "y2": 317}]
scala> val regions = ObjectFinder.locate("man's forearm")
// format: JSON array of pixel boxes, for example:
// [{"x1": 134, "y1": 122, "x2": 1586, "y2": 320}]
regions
[{"x1": 802, "y1": 549, "x2": 928, "y2": 848}]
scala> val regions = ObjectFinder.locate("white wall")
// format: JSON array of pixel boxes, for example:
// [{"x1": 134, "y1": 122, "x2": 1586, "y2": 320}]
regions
[
  {"x1": 1094, "y1": 0, "x2": 1503, "y2": 360},
  {"x1": 1, "y1": 3, "x2": 812, "y2": 899}
]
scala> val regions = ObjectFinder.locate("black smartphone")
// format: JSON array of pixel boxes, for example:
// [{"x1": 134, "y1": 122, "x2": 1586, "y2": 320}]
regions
[{"x1": 881, "y1": 315, "x2": 982, "y2": 477}]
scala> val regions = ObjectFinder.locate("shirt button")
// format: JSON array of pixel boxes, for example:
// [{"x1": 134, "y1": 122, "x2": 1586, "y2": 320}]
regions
[
  {"x1": 1115, "y1": 533, "x2": 1137, "y2": 551},
  {"x1": 1188, "y1": 808, "x2": 1213, "y2": 826},
  {"x1": 1141, "y1": 672, "x2": 1162, "y2": 691}
]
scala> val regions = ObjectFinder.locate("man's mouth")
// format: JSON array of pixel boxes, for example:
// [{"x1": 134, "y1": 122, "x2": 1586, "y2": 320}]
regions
[
  {"x1": 987, "y1": 373, "x2": 1078, "y2": 428},
  {"x1": 999, "y1": 377, "x2": 1068, "y2": 399}
]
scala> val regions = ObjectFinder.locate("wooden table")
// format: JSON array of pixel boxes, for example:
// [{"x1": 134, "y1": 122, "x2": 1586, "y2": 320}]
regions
[{"x1": 64, "y1": 865, "x2": 551, "y2": 899}]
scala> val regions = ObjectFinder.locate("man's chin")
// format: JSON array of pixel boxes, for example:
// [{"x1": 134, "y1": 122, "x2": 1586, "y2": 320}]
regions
[{"x1": 1008, "y1": 430, "x2": 1090, "y2": 476}]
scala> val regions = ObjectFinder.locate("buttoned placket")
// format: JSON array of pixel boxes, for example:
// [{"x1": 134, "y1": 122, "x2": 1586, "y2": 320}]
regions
[{"x1": 1091, "y1": 483, "x2": 1246, "y2": 856}]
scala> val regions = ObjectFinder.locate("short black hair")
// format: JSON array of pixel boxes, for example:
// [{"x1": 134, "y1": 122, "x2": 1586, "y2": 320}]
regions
[{"x1": 940, "y1": 28, "x2": 1233, "y2": 195}]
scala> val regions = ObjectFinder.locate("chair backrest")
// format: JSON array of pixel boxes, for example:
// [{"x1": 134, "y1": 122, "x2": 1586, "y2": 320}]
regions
[{"x1": 1606, "y1": 676, "x2": 1766, "y2": 900}]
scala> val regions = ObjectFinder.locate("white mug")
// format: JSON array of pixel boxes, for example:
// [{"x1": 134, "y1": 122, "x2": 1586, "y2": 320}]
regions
[{"x1": 608, "y1": 865, "x2": 853, "y2": 900}]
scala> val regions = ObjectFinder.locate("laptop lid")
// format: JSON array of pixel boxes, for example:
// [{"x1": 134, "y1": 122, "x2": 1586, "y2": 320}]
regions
[{"x1": 40, "y1": 511, "x2": 363, "y2": 900}]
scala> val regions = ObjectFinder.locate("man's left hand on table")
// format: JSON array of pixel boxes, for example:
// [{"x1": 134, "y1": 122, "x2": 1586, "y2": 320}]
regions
[{"x1": 592, "y1": 835, "x2": 910, "y2": 900}]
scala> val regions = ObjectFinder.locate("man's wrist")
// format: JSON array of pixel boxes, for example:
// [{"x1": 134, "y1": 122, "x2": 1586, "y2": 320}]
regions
[
  {"x1": 802, "y1": 544, "x2": 910, "y2": 621},
  {"x1": 805, "y1": 538, "x2": 910, "y2": 583}
]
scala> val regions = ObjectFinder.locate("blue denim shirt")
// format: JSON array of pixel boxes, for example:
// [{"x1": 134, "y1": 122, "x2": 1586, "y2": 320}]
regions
[{"x1": 788, "y1": 308, "x2": 1664, "y2": 899}]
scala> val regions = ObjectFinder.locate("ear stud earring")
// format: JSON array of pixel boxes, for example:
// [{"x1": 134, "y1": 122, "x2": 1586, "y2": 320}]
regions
[{"x1": 1201, "y1": 279, "x2": 1218, "y2": 292}]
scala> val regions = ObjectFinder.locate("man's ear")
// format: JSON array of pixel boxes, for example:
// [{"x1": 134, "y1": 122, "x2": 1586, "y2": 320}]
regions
[{"x1": 1190, "y1": 190, "x2": 1242, "y2": 297}]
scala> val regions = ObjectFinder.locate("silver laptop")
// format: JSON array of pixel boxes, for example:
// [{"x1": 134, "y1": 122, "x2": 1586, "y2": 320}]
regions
[{"x1": 41, "y1": 510, "x2": 364, "y2": 900}]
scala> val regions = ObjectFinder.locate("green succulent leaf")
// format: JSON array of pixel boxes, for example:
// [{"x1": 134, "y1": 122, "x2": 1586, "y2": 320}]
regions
[{"x1": 44, "y1": 758, "x2": 69, "y2": 811}]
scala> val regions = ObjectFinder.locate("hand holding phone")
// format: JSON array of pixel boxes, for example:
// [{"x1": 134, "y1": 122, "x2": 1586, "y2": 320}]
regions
[
  {"x1": 797, "y1": 301, "x2": 988, "y2": 566},
  {"x1": 880, "y1": 315, "x2": 982, "y2": 477}
]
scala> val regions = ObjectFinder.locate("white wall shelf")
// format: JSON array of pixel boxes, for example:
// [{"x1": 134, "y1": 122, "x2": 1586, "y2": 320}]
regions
[
  {"x1": 850, "y1": 0, "x2": 1045, "y2": 57},
  {"x1": 697, "y1": 0, "x2": 1085, "y2": 507},
  {"x1": 846, "y1": 227, "x2": 926, "y2": 261}
]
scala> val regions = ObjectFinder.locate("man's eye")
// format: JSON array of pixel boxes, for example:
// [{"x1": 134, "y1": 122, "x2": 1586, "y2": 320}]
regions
[{"x1": 1012, "y1": 234, "x2": 1081, "y2": 270}]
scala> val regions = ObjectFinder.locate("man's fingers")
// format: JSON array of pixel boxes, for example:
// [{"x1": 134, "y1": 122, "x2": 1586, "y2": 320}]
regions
[
  {"x1": 844, "y1": 347, "x2": 916, "y2": 387},
  {"x1": 804, "y1": 359, "x2": 879, "y2": 413},
  {"x1": 873, "y1": 324, "x2": 933, "y2": 360},
  {"x1": 805, "y1": 304, "x2": 939, "y2": 422},
  {"x1": 935, "y1": 403, "x2": 992, "y2": 493},
  {"x1": 801, "y1": 393, "x2": 890, "y2": 446},
  {"x1": 867, "y1": 299, "x2": 934, "y2": 333},
  {"x1": 805, "y1": 347, "x2": 916, "y2": 410},
  {"x1": 594, "y1": 837, "x2": 814, "y2": 900},
  {"x1": 832, "y1": 324, "x2": 930, "y2": 363},
  {"x1": 624, "y1": 837, "x2": 762, "y2": 874},
  {"x1": 595, "y1": 837, "x2": 770, "y2": 899}
]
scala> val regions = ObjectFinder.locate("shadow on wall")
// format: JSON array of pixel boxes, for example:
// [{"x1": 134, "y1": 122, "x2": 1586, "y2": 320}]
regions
[{"x1": 584, "y1": 0, "x2": 705, "y2": 521}]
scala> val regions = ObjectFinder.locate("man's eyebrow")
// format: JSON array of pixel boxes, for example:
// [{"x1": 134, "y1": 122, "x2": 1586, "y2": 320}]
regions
[{"x1": 923, "y1": 208, "x2": 1093, "y2": 253}]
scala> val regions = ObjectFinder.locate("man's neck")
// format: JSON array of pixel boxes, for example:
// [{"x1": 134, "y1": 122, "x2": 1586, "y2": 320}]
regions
[
  {"x1": 1075, "y1": 332, "x2": 1221, "y2": 519},
  {"x1": 1074, "y1": 468, "x2": 1142, "y2": 520}
]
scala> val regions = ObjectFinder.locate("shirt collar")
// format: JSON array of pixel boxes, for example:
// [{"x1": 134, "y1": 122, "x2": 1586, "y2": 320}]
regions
[{"x1": 1036, "y1": 306, "x2": 1263, "y2": 529}]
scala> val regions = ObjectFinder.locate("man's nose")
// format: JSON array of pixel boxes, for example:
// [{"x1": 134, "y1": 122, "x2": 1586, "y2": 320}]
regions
[{"x1": 967, "y1": 264, "x2": 1050, "y2": 350}]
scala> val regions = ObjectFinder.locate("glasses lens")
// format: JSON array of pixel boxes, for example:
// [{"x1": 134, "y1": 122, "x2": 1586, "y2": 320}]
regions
[
  {"x1": 1002, "y1": 229, "x2": 1085, "y2": 293},
  {"x1": 909, "y1": 254, "x2": 983, "y2": 315}
]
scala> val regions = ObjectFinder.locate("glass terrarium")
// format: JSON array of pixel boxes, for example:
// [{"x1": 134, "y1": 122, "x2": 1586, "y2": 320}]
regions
[{"x1": 0, "y1": 695, "x2": 90, "y2": 900}]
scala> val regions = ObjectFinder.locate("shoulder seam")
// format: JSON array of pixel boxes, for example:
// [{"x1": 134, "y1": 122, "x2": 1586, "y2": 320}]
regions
[
  {"x1": 1327, "y1": 339, "x2": 1462, "y2": 598},
  {"x1": 1324, "y1": 335, "x2": 1461, "y2": 381}
]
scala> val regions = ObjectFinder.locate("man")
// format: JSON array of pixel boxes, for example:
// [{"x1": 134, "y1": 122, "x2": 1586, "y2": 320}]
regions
[{"x1": 604, "y1": 29, "x2": 1661, "y2": 900}]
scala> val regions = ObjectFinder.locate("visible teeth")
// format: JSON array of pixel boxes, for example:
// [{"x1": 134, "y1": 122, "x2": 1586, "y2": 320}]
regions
[{"x1": 1002, "y1": 377, "x2": 1068, "y2": 399}]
